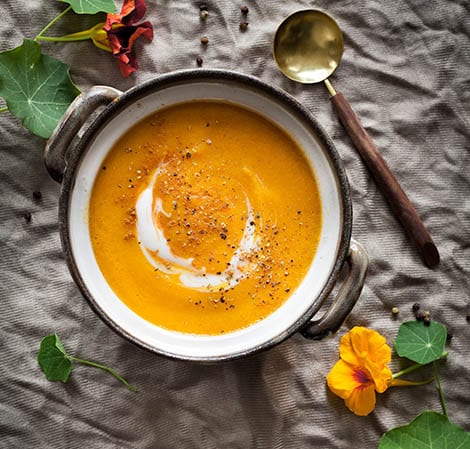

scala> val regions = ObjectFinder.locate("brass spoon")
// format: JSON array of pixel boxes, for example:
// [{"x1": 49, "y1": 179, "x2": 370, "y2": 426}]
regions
[{"x1": 273, "y1": 9, "x2": 439, "y2": 268}]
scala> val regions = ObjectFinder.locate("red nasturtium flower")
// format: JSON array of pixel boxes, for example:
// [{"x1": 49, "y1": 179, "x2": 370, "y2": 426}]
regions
[
  {"x1": 103, "y1": 0, "x2": 153, "y2": 77},
  {"x1": 326, "y1": 327, "x2": 393, "y2": 416},
  {"x1": 60, "y1": 0, "x2": 153, "y2": 77}
]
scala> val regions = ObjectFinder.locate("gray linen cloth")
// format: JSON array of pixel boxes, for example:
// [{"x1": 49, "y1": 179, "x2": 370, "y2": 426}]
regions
[{"x1": 1, "y1": 0, "x2": 469, "y2": 448}]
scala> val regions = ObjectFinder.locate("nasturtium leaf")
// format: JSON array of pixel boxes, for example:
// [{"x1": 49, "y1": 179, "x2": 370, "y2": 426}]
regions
[
  {"x1": 38, "y1": 334, "x2": 73, "y2": 383},
  {"x1": 58, "y1": 0, "x2": 116, "y2": 14},
  {"x1": 378, "y1": 411, "x2": 470, "y2": 449},
  {"x1": 395, "y1": 320, "x2": 447, "y2": 365},
  {"x1": 0, "y1": 39, "x2": 80, "y2": 139}
]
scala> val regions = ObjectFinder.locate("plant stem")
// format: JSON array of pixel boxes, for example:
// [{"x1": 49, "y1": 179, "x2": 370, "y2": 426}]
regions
[
  {"x1": 0, "y1": 106, "x2": 8, "y2": 113},
  {"x1": 35, "y1": 35, "x2": 92, "y2": 43},
  {"x1": 70, "y1": 356, "x2": 137, "y2": 392},
  {"x1": 392, "y1": 362, "x2": 423, "y2": 379},
  {"x1": 391, "y1": 377, "x2": 434, "y2": 387},
  {"x1": 433, "y1": 361, "x2": 448, "y2": 417},
  {"x1": 392, "y1": 352, "x2": 448, "y2": 379},
  {"x1": 35, "y1": 5, "x2": 73, "y2": 41}
]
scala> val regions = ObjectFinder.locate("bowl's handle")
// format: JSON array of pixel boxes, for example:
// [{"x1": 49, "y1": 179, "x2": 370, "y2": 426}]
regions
[
  {"x1": 44, "y1": 86, "x2": 122, "y2": 183},
  {"x1": 301, "y1": 239, "x2": 369, "y2": 340}
]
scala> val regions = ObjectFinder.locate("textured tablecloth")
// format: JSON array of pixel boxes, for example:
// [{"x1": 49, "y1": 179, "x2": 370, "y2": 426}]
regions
[{"x1": 1, "y1": 1, "x2": 469, "y2": 448}]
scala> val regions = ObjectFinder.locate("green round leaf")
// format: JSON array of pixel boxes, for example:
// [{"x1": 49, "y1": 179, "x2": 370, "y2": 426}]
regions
[
  {"x1": 0, "y1": 39, "x2": 79, "y2": 138},
  {"x1": 378, "y1": 411, "x2": 470, "y2": 449},
  {"x1": 395, "y1": 320, "x2": 447, "y2": 364},
  {"x1": 58, "y1": 0, "x2": 116, "y2": 14},
  {"x1": 38, "y1": 334, "x2": 73, "y2": 383}
]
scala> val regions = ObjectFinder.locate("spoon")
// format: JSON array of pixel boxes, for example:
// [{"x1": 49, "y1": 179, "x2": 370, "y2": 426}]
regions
[{"x1": 273, "y1": 9, "x2": 439, "y2": 268}]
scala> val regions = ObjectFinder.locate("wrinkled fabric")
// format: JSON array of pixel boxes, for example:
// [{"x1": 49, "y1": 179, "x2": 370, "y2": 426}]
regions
[{"x1": 0, "y1": 0, "x2": 469, "y2": 448}]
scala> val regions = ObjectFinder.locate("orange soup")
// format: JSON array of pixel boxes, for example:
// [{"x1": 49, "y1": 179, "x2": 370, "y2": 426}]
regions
[{"x1": 89, "y1": 101, "x2": 322, "y2": 334}]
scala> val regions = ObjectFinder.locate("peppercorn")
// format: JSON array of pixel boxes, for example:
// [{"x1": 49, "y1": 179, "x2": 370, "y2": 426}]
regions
[
  {"x1": 412, "y1": 303, "x2": 420, "y2": 312},
  {"x1": 391, "y1": 306, "x2": 399, "y2": 315},
  {"x1": 200, "y1": 9, "x2": 209, "y2": 19},
  {"x1": 240, "y1": 5, "x2": 249, "y2": 14},
  {"x1": 239, "y1": 21, "x2": 249, "y2": 31},
  {"x1": 23, "y1": 212, "x2": 32, "y2": 223},
  {"x1": 423, "y1": 315, "x2": 431, "y2": 326},
  {"x1": 196, "y1": 56, "x2": 203, "y2": 67},
  {"x1": 201, "y1": 36, "x2": 209, "y2": 44},
  {"x1": 415, "y1": 311, "x2": 424, "y2": 321},
  {"x1": 32, "y1": 190, "x2": 42, "y2": 201}
]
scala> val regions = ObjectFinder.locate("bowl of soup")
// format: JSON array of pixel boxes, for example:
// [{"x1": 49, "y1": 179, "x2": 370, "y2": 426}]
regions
[{"x1": 45, "y1": 70, "x2": 368, "y2": 361}]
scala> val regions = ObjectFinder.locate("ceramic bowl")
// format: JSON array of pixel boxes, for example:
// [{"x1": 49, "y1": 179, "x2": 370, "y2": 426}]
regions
[{"x1": 45, "y1": 69, "x2": 368, "y2": 362}]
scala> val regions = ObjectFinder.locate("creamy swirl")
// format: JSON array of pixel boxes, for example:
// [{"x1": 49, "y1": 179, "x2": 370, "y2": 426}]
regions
[{"x1": 135, "y1": 162, "x2": 260, "y2": 291}]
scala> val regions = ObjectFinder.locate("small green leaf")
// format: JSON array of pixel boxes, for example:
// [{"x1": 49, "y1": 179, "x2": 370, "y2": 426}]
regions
[
  {"x1": 58, "y1": 0, "x2": 116, "y2": 14},
  {"x1": 38, "y1": 334, "x2": 73, "y2": 383},
  {"x1": 395, "y1": 320, "x2": 447, "y2": 365},
  {"x1": 378, "y1": 411, "x2": 470, "y2": 449},
  {"x1": 0, "y1": 39, "x2": 79, "y2": 138}
]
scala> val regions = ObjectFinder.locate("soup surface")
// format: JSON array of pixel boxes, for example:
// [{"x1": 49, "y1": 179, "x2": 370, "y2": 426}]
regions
[{"x1": 89, "y1": 100, "x2": 322, "y2": 335}]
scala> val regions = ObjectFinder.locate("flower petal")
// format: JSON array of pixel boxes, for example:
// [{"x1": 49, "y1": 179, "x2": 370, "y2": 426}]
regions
[
  {"x1": 105, "y1": 20, "x2": 153, "y2": 77},
  {"x1": 327, "y1": 359, "x2": 369, "y2": 399},
  {"x1": 340, "y1": 327, "x2": 391, "y2": 368},
  {"x1": 344, "y1": 383, "x2": 376, "y2": 416},
  {"x1": 105, "y1": 0, "x2": 147, "y2": 30}
]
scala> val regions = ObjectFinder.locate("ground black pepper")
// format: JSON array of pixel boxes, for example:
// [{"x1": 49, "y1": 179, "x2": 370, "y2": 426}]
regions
[
  {"x1": 412, "y1": 303, "x2": 420, "y2": 312},
  {"x1": 240, "y1": 5, "x2": 249, "y2": 14},
  {"x1": 239, "y1": 21, "x2": 249, "y2": 31},
  {"x1": 201, "y1": 36, "x2": 209, "y2": 45},
  {"x1": 196, "y1": 56, "x2": 203, "y2": 67}
]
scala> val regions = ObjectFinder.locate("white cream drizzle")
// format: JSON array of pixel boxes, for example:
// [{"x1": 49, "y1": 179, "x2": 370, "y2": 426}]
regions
[{"x1": 135, "y1": 163, "x2": 260, "y2": 292}]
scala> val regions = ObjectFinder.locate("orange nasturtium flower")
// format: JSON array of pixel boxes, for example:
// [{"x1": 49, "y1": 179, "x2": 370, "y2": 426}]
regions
[
  {"x1": 327, "y1": 326, "x2": 393, "y2": 416},
  {"x1": 59, "y1": 0, "x2": 153, "y2": 77}
]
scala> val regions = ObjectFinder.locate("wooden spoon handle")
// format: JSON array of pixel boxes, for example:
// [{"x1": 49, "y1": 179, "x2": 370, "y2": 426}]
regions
[{"x1": 330, "y1": 92, "x2": 439, "y2": 268}]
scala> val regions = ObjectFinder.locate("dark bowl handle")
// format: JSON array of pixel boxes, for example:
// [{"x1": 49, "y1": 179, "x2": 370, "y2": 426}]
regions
[
  {"x1": 301, "y1": 239, "x2": 369, "y2": 340},
  {"x1": 44, "y1": 86, "x2": 122, "y2": 183}
]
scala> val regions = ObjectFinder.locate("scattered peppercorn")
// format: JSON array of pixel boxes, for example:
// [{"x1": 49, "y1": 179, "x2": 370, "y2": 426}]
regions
[
  {"x1": 423, "y1": 310, "x2": 431, "y2": 319},
  {"x1": 23, "y1": 212, "x2": 32, "y2": 223},
  {"x1": 220, "y1": 233, "x2": 227, "y2": 240},
  {"x1": 32, "y1": 190, "x2": 42, "y2": 201},
  {"x1": 239, "y1": 21, "x2": 249, "y2": 31},
  {"x1": 412, "y1": 303, "x2": 420, "y2": 312},
  {"x1": 423, "y1": 315, "x2": 431, "y2": 326},
  {"x1": 201, "y1": 36, "x2": 209, "y2": 45},
  {"x1": 391, "y1": 307, "x2": 399, "y2": 315},
  {"x1": 196, "y1": 56, "x2": 203, "y2": 67},
  {"x1": 240, "y1": 5, "x2": 249, "y2": 14},
  {"x1": 415, "y1": 311, "x2": 424, "y2": 321},
  {"x1": 200, "y1": 9, "x2": 209, "y2": 19}
]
